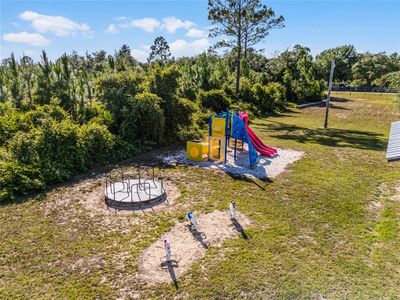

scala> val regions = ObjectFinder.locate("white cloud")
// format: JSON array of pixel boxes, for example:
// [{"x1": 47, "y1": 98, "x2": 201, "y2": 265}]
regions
[
  {"x1": 186, "y1": 28, "x2": 207, "y2": 38},
  {"x1": 106, "y1": 24, "x2": 117, "y2": 33},
  {"x1": 131, "y1": 48, "x2": 149, "y2": 62},
  {"x1": 19, "y1": 10, "x2": 91, "y2": 37},
  {"x1": 170, "y1": 38, "x2": 209, "y2": 57},
  {"x1": 3, "y1": 31, "x2": 50, "y2": 46},
  {"x1": 162, "y1": 16, "x2": 194, "y2": 33},
  {"x1": 131, "y1": 18, "x2": 160, "y2": 33}
]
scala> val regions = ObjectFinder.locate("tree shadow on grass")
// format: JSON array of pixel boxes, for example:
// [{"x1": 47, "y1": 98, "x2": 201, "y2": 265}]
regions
[
  {"x1": 330, "y1": 103, "x2": 351, "y2": 110},
  {"x1": 260, "y1": 121, "x2": 386, "y2": 151},
  {"x1": 330, "y1": 96, "x2": 351, "y2": 103}
]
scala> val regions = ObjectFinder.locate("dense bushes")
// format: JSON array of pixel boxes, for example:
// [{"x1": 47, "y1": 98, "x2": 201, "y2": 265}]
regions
[
  {"x1": 252, "y1": 82, "x2": 286, "y2": 115},
  {"x1": 145, "y1": 65, "x2": 198, "y2": 141},
  {"x1": 198, "y1": 89, "x2": 231, "y2": 113},
  {"x1": 1, "y1": 110, "x2": 118, "y2": 202},
  {"x1": 121, "y1": 92, "x2": 165, "y2": 145},
  {"x1": 94, "y1": 71, "x2": 142, "y2": 132},
  {"x1": 0, "y1": 103, "x2": 20, "y2": 145},
  {"x1": 78, "y1": 122, "x2": 116, "y2": 169},
  {"x1": 0, "y1": 160, "x2": 44, "y2": 201}
]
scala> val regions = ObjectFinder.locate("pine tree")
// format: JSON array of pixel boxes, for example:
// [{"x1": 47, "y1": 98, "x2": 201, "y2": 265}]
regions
[
  {"x1": 8, "y1": 53, "x2": 22, "y2": 107},
  {"x1": 148, "y1": 36, "x2": 172, "y2": 64},
  {"x1": 208, "y1": 0, "x2": 284, "y2": 97},
  {"x1": 35, "y1": 50, "x2": 53, "y2": 105}
]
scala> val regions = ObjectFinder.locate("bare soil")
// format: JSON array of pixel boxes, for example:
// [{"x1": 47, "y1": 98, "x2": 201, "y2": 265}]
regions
[
  {"x1": 138, "y1": 210, "x2": 252, "y2": 284},
  {"x1": 41, "y1": 175, "x2": 180, "y2": 231}
]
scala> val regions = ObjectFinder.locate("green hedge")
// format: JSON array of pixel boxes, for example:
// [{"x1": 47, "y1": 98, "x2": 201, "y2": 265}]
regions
[
  {"x1": 121, "y1": 92, "x2": 165, "y2": 145},
  {"x1": 252, "y1": 82, "x2": 287, "y2": 115},
  {"x1": 1, "y1": 118, "x2": 117, "y2": 203},
  {"x1": 198, "y1": 89, "x2": 231, "y2": 113}
]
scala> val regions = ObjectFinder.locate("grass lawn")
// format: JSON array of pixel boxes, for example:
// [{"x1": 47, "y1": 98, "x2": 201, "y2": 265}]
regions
[{"x1": 1, "y1": 92, "x2": 400, "y2": 299}]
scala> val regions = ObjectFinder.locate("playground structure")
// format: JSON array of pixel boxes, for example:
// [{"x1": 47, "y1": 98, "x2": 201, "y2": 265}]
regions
[
  {"x1": 104, "y1": 167, "x2": 166, "y2": 208},
  {"x1": 187, "y1": 109, "x2": 278, "y2": 168}
]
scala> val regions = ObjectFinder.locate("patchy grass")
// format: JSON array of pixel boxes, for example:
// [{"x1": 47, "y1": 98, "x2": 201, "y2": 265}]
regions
[{"x1": 1, "y1": 92, "x2": 400, "y2": 298}]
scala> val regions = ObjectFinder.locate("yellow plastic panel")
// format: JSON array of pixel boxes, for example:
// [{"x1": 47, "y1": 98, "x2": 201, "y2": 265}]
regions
[
  {"x1": 211, "y1": 118, "x2": 226, "y2": 137},
  {"x1": 187, "y1": 141, "x2": 208, "y2": 161}
]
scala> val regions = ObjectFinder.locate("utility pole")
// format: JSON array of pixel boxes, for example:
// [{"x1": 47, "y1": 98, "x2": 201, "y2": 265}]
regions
[{"x1": 324, "y1": 60, "x2": 335, "y2": 129}]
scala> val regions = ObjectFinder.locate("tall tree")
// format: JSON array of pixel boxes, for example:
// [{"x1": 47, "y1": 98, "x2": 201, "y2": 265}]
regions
[
  {"x1": 0, "y1": 66, "x2": 9, "y2": 102},
  {"x1": 35, "y1": 50, "x2": 53, "y2": 105},
  {"x1": 115, "y1": 44, "x2": 136, "y2": 70},
  {"x1": 316, "y1": 45, "x2": 358, "y2": 83},
  {"x1": 208, "y1": 0, "x2": 284, "y2": 97},
  {"x1": 352, "y1": 52, "x2": 400, "y2": 86},
  {"x1": 147, "y1": 36, "x2": 172, "y2": 64},
  {"x1": 20, "y1": 55, "x2": 35, "y2": 107},
  {"x1": 8, "y1": 53, "x2": 22, "y2": 108},
  {"x1": 242, "y1": 1, "x2": 284, "y2": 59}
]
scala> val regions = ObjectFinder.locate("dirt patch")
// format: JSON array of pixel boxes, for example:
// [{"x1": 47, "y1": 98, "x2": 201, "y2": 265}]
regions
[
  {"x1": 42, "y1": 174, "x2": 180, "y2": 231},
  {"x1": 161, "y1": 148, "x2": 304, "y2": 179},
  {"x1": 390, "y1": 181, "x2": 400, "y2": 201},
  {"x1": 138, "y1": 210, "x2": 252, "y2": 284}
]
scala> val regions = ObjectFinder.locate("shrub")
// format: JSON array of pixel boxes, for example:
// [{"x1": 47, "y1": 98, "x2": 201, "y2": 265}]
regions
[
  {"x1": 198, "y1": 89, "x2": 231, "y2": 113},
  {"x1": 7, "y1": 131, "x2": 40, "y2": 166},
  {"x1": 77, "y1": 102, "x2": 113, "y2": 126},
  {"x1": 239, "y1": 77, "x2": 255, "y2": 103},
  {"x1": 121, "y1": 92, "x2": 165, "y2": 145},
  {"x1": 292, "y1": 79, "x2": 324, "y2": 102},
  {"x1": 78, "y1": 122, "x2": 116, "y2": 169},
  {"x1": 146, "y1": 64, "x2": 180, "y2": 100},
  {"x1": 173, "y1": 98, "x2": 201, "y2": 140},
  {"x1": 9, "y1": 119, "x2": 82, "y2": 183},
  {"x1": 0, "y1": 102, "x2": 20, "y2": 145},
  {"x1": 94, "y1": 71, "x2": 143, "y2": 131},
  {"x1": 0, "y1": 160, "x2": 44, "y2": 203},
  {"x1": 252, "y1": 82, "x2": 287, "y2": 114},
  {"x1": 145, "y1": 65, "x2": 198, "y2": 141},
  {"x1": 4, "y1": 118, "x2": 118, "y2": 201},
  {"x1": 19, "y1": 103, "x2": 69, "y2": 130}
]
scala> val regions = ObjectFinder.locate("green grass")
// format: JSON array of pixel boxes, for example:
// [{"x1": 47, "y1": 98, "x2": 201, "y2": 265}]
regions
[{"x1": 1, "y1": 92, "x2": 400, "y2": 298}]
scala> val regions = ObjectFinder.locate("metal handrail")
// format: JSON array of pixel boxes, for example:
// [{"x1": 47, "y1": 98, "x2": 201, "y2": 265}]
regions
[
  {"x1": 130, "y1": 182, "x2": 152, "y2": 202},
  {"x1": 106, "y1": 178, "x2": 129, "y2": 201}
]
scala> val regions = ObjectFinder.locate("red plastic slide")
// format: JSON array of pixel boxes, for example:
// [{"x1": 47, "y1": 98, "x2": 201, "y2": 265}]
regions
[
  {"x1": 246, "y1": 125, "x2": 278, "y2": 157},
  {"x1": 238, "y1": 111, "x2": 277, "y2": 157}
]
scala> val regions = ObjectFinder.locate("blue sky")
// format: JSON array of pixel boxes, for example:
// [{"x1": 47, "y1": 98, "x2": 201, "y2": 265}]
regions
[{"x1": 1, "y1": 0, "x2": 399, "y2": 62}]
